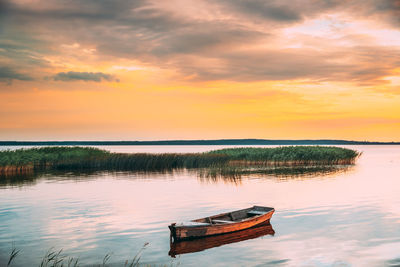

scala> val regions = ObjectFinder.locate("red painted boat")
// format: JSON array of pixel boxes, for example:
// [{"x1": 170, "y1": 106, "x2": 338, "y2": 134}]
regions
[{"x1": 169, "y1": 206, "x2": 275, "y2": 241}]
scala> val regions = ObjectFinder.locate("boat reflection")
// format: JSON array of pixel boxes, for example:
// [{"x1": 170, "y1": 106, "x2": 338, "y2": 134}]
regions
[{"x1": 168, "y1": 222, "x2": 275, "y2": 257}]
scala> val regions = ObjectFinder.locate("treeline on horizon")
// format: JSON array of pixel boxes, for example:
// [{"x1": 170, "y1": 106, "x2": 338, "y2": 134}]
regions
[{"x1": 0, "y1": 139, "x2": 399, "y2": 146}]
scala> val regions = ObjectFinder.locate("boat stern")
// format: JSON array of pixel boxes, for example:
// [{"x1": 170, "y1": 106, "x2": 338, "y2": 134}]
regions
[{"x1": 169, "y1": 223, "x2": 177, "y2": 242}]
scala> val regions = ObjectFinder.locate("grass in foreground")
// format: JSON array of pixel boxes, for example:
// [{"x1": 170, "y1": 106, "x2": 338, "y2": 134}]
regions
[
  {"x1": 0, "y1": 146, "x2": 361, "y2": 175},
  {"x1": 6, "y1": 243, "x2": 178, "y2": 267}
]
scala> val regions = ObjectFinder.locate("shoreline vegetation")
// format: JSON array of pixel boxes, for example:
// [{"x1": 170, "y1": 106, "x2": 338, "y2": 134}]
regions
[
  {"x1": 0, "y1": 146, "x2": 361, "y2": 176},
  {"x1": 0, "y1": 139, "x2": 399, "y2": 146}
]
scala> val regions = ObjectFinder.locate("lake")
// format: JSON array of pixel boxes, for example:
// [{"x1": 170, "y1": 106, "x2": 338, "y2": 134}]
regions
[{"x1": 1, "y1": 145, "x2": 400, "y2": 266}]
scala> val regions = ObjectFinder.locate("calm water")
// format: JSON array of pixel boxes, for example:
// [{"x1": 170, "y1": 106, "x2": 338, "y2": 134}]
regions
[{"x1": 1, "y1": 145, "x2": 400, "y2": 266}]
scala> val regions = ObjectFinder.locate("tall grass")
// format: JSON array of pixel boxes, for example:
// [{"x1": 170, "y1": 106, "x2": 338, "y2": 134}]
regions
[
  {"x1": 0, "y1": 146, "x2": 360, "y2": 175},
  {"x1": 6, "y1": 245, "x2": 20, "y2": 267},
  {"x1": 5, "y1": 243, "x2": 177, "y2": 267},
  {"x1": 0, "y1": 147, "x2": 108, "y2": 167},
  {"x1": 208, "y1": 146, "x2": 361, "y2": 165},
  {"x1": 0, "y1": 147, "x2": 229, "y2": 174}
]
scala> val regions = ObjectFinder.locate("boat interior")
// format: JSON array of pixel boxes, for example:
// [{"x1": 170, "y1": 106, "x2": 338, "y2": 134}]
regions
[{"x1": 191, "y1": 206, "x2": 273, "y2": 225}]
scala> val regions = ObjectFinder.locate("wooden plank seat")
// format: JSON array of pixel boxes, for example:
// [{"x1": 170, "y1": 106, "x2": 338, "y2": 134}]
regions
[
  {"x1": 230, "y1": 213, "x2": 239, "y2": 221},
  {"x1": 177, "y1": 222, "x2": 210, "y2": 227},
  {"x1": 247, "y1": 210, "x2": 266, "y2": 216},
  {"x1": 212, "y1": 219, "x2": 234, "y2": 224}
]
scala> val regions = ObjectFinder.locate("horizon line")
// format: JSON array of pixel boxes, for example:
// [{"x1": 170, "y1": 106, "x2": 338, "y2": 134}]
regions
[{"x1": 1, "y1": 139, "x2": 399, "y2": 145}]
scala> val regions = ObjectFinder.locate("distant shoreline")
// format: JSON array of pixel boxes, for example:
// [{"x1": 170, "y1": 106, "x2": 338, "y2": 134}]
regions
[{"x1": 0, "y1": 139, "x2": 399, "y2": 146}]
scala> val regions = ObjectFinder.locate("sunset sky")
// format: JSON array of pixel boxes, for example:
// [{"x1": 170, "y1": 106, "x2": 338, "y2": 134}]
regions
[{"x1": 1, "y1": 0, "x2": 399, "y2": 141}]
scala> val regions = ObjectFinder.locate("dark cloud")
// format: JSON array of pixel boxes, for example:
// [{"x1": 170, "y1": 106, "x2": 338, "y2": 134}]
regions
[
  {"x1": 52, "y1": 71, "x2": 118, "y2": 82},
  {"x1": 0, "y1": 0, "x2": 399, "y2": 85},
  {"x1": 0, "y1": 34, "x2": 50, "y2": 67},
  {"x1": 170, "y1": 46, "x2": 400, "y2": 83},
  {"x1": 0, "y1": 66, "x2": 33, "y2": 84},
  {"x1": 215, "y1": 0, "x2": 303, "y2": 22},
  {"x1": 2, "y1": 0, "x2": 183, "y2": 33},
  {"x1": 150, "y1": 25, "x2": 268, "y2": 56},
  {"x1": 370, "y1": 0, "x2": 400, "y2": 26},
  {"x1": 215, "y1": 0, "x2": 400, "y2": 27},
  {"x1": 209, "y1": 0, "x2": 343, "y2": 25},
  {"x1": 0, "y1": 0, "x2": 188, "y2": 71}
]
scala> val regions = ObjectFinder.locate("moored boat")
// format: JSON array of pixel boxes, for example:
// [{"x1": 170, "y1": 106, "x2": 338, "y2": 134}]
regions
[{"x1": 169, "y1": 205, "x2": 274, "y2": 241}]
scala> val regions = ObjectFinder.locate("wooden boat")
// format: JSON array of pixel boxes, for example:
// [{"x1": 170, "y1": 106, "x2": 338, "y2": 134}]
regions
[
  {"x1": 169, "y1": 206, "x2": 274, "y2": 241},
  {"x1": 169, "y1": 222, "x2": 274, "y2": 257}
]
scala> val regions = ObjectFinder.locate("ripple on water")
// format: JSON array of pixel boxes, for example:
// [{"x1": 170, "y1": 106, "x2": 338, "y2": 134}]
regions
[{"x1": 1, "y1": 145, "x2": 400, "y2": 266}]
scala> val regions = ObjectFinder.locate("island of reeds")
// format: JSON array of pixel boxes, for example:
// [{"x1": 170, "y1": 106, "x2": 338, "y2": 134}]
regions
[{"x1": 0, "y1": 146, "x2": 361, "y2": 176}]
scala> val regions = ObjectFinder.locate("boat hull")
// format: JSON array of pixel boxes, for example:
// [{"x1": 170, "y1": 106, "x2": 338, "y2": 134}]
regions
[{"x1": 169, "y1": 207, "x2": 274, "y2": 241}]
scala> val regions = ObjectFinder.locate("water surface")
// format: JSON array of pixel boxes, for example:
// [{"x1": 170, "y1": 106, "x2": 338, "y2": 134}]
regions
[{"x1": 1, "y1": 145, "x2": 400, "y2": 266}]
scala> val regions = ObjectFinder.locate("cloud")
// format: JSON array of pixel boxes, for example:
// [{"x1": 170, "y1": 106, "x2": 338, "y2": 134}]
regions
[
  {"x1": 214, "y1": 0, "x2": 400, "y2": 28},
  {"x1": 0, "y1": 66, "x2": 33, "y2": 84},
  {"x1": 213, "y1": 0, "x2": 304, "y2": 23},
  {"x1": 157, "y1": 45, "x2": 400, "y2": 83},
  {"x1": 366, "y1": 0, "x2": 400, "y2": 27},
  {"x1": 52, "y1": 71, "x2": 118, "y2": 82},
  {"x1": 1, "y1": 0, "x2": 400, "y2": 85},
  {"x1": 150, "y1": 25, "x2": 268, "y2": 56}
]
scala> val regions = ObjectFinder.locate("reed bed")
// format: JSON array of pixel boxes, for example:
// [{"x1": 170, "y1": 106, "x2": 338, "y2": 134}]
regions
[
  {"x1": 0, "y1": 146, "x2": 360, "y2": 175},
  {"x1": 208, "y1": 146, "x2": 361, "y2": 165},
  {"x1": 0, "y1": 147, "x2": 108, "y2": 174}
]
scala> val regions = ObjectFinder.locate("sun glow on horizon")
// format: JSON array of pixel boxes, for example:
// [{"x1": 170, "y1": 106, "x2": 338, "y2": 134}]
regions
[{"x1": 0, "y1": 0, "x2": 399, "y2": 141}]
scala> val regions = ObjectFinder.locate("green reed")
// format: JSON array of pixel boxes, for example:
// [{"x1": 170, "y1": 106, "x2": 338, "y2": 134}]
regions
[
  {"x1": 6, "y1": 243, "x2": 177, "y2": 267},
  {"x1": 0, "y1": 146, "x2": 360, "y2": 174},
  {"x1": 208, "y1": 146, "x2": 361, "y2": 164},
  {"x1": 0, "y1": 147, "x2": 109, "y2": 168}
]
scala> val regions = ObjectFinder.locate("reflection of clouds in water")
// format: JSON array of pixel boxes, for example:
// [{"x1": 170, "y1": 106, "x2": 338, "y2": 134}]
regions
[
  {"x1": 0, "y1": 176, "x2": 176, "y2": 266},
  {"x1": 271, "y1": 205, "x2": 400, "y2": 266},
  {"x1": 1, "y1": 146, "x2": 400, "y2": 266}
]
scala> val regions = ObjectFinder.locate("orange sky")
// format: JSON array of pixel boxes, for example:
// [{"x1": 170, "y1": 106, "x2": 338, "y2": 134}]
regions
[{"x1": 1, "y1": 0, "x2": 399, "y2": 141}]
